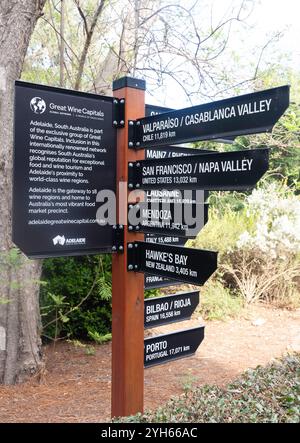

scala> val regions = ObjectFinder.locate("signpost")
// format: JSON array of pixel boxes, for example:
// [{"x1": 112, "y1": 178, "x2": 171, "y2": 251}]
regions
[
  {"x1": 144, "y1": 290, "x2": 200, "y2": 328},
  {"x1": 13, "y1": 81, "x2": 117, "y2": 258},
  {"x1": 134, "y1": 86, "x2": 289, "y2": 148},
  {"x1": 128, "y1": 242, "x2": 218, "y2": 285},
  {"x1": 129, "y1": 148, "x2": 269, "y2": 191},
  {"x1": 144, "y1": 327, "x2": 205, "y2": 367},
  {"x1": 12, "y1": 76, "x2": 290, "y2": 419}
]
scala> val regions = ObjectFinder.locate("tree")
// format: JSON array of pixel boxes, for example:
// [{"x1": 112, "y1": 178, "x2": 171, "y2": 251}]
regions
[
  {"x1": 24, "y1": 0, "x2": 272, "y2": 101},
  {"x1": 0, "y1": 0, "x2": 46, "y2": 384}
]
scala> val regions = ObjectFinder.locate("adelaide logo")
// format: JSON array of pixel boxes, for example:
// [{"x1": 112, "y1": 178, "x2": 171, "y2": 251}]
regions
[
  {"x1": 30, "y1": 97, "x2": 46, "y2": 114},
  {"x1": 52, "y1": 235, "x2": 66, "y2": 246}
]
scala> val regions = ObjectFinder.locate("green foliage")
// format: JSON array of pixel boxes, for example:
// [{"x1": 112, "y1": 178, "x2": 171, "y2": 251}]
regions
[
  {"x1": 0, "y1": 248, "x2": 24, "y2": 303},
  {"x1": 40, "y1": 255, "x2": 112, "y2": 341},
  {"x1": 144, "y1": 288, "x2": 161, "y2": 299},
  {"x1": 87, "y1": 330, "x2": 112, "y2": 344},
  {"x1": 200, "y1": 281, "x2": 243, "y2": 321},
  {"x1": 85, "y1": 346, "x2": 96, "y2": 356},
  {"x1": 117, "y1": 354, "x2": 300, "y2": 423}
]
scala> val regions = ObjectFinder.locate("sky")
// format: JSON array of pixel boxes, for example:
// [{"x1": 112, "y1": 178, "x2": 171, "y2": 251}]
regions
[
  {"x1": 146, "y1": 0, "x2": 300, "y2": 108},
  {"x1": 246, "y1": 0, "x2": 300, "y2": 67}
]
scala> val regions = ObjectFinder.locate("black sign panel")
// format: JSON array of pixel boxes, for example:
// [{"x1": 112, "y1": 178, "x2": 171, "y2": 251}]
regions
[
  {"x1": 144, "y1": 290, "x2": 199, "y2": 328},
  {"x1": 138, "y1": 86, "x2": 289, "y2": 147},
  {"x1": 128, "y1": 202, "x2": 208, "y2": 237},
  {"x1": 129, "y1": 242, "x2": 217, "y2": 285},
  {"x1": 132, "y1": 148, "x2": 269, "y2": 191},
  {"x1": 13, "y1": 81, "x2": 116, "y2": 258},
  {"x1": 144, "y1": 326, "x2": 204, "y2": 367}
]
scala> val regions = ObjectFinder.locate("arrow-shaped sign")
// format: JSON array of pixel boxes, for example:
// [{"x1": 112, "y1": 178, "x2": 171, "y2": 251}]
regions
[
  {"x1": 129, "y1": 148, "x2": 269, "y2": 191},
  {"x1": 144, "y1": 326, "x2": 204, "y2": 367},
  {"x1": 145, "y1": 290, "x2": 200, "y2": 328},
  {"x1": 145, "y1": 145, "x2": 211, "y2": 160},
  {"x1": 144, "y1": 274, "x2": 180, "y2": 290},
  {"x1": 135, "y1": 86, "x2": 289, "y2": 148},
  {"x1": 128, "y1": 242, "x2": 217, "y2": 286}
]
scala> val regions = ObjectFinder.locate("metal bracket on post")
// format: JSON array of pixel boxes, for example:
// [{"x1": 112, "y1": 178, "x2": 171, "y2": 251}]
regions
[
  {"x1": 127, "y1": 242, "x2": 140, "y2": 271},
  {"x1": 112, "y1": 224, "x2": 124, "y2": 253},
  {"x1": 112, "y1": 98, "x2": 125, "y2": 128},
  {"x1": 128, "y1": 161, "x2": 141, "y2": 190},
  {"x1": 128, "y1": 120, "x2": 142, "y2": 149},
  {"x1": 127, "y1": 203, "x2": 141, "y2": 233},
  {"x1": 128, "y1": 161, "x2": 136, "y2": 190},
  {"x1": 128, "y1": 120, "x2": 136, "y2": 148}
]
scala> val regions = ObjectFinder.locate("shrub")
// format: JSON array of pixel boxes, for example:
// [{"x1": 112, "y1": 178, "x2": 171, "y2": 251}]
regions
[
  {"x1": 116, "y1": 353, "x2": 300, "y2": 423},
  {"x1": 193, "y1": 183, "x2": 300, "y2": 308},
  {"x1": 222, "y1": 249, "x2": 300, "y2": 307},
  {"x1": 40, "y1": 255, "x2": 112, "y2": 341},
  {"x1": 222, "y1": 183, "x2": 300, "y2": 306}
]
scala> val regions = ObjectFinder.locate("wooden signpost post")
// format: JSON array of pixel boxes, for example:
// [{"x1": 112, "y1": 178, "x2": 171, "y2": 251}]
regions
[
  {"x1": 111, "y1": 78, "x2": 146, "y2": 418},
  {"x1": 12, "y1": 76, "x2": 290, "y2": 419}
]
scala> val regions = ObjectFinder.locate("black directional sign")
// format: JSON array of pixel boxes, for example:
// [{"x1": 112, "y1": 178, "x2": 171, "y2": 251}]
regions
[
  {"x1": 128, "y1": 242, "x2": 217, "y2": 285},
  {"x1": 136, "y1": 86, "x2": 289, "y2": 148},
  {"x1": 144, "y1": 290, "x2": 199, "y2": 328},
  {"x1": 13, "y1": 81, "x2": 116, "y2": 258},
  {"x1": 145, "y1": 145, "x2": 209, "y2": 160},
  {"x1": 145, "y1": 183, "x2": 207, "y2": 206},
  {"x1": 144, "y1": 326, "x2": 204, "y2": 367},
  {"x1": 128, "y1": 202, "x2": 208, "y2": 237},
  {"x1": 145, "y1": 233, "x2": 187, "y2": 246},
  {"x1": 145, "y1": 274, "x2": 180, "y2": 290},
  {"x1": 130, "y1": 148, "x2": 269, "y2": 191},
  {"x1": 142, "y1": 87, "x2": 290, "y2": 148},
  {"x1": 145, "y1": 104, "x2": 173, "y2": 117}
]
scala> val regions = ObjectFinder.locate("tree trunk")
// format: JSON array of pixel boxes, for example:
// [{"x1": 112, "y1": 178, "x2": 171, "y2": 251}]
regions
[{"x1": 0, "y1": 0, "x2": 46, "y2": 384}]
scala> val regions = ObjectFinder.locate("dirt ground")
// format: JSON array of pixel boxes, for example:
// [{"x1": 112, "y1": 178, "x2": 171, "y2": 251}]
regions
[{"x1": 0, "y1": 303, "x2": 299, "y2": 423}]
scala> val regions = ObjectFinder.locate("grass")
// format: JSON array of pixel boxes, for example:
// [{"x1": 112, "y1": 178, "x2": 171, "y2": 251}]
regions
[{"x1": 116, "y1": 354, "x2": 300, "y2": 423}]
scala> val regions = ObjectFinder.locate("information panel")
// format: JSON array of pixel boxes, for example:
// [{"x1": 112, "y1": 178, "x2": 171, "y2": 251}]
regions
[{"x1": 13, "y1": 81, "x2": 116, "y2": 258}]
